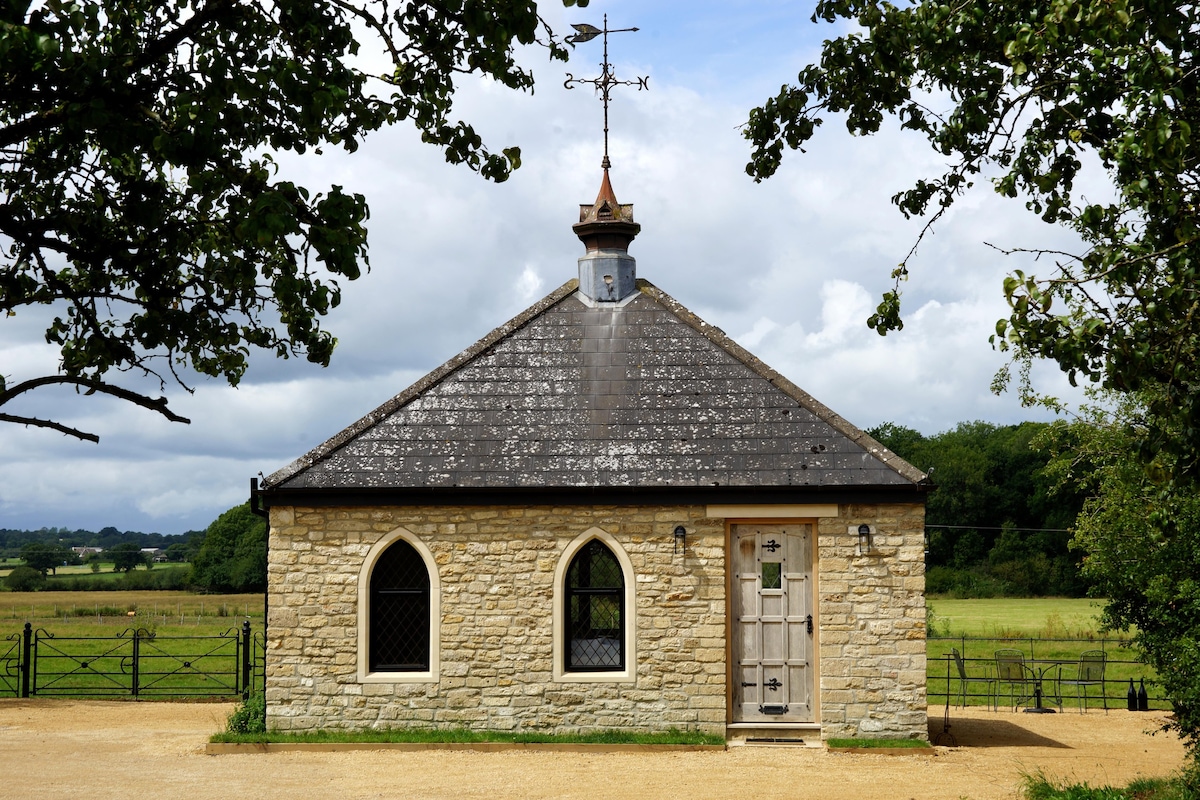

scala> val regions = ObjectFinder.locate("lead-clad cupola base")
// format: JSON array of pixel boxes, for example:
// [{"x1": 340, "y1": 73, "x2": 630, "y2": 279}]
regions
[{"x1": 574, "y1": 169, "x2": 640, "y2": 303}]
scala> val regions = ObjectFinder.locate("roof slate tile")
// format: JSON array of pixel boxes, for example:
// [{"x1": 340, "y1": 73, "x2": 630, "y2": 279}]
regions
[{"x1": 264, "y1": 280, "x2": 926, "y2": 491}]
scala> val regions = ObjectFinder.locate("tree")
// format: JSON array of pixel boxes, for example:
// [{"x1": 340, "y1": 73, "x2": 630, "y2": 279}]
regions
[
  {"x1": 108, "y1": 542, "x2": 147, "y2": 573},
  {"x1": 191, "y1": 503, "x2": 267, "y2": 593},
  {"x1": 0, "y1": 0, "x2": 587, "y2": 442},
  {"x1": 869, "y1": 420, "x2": 1086, "y2": 597},
  {"x1": 745, "y1": 1, "x2": 1200, "y2": 476},
  {"x1": 4, "y1": 564, "x2": 46, "y2": 591},
  {"x1": 1041, "y1": 391, "x2": 1200, "y2": 766},
  {"x1": 19, "y1": 541, "x2": 72, "y2": 575},
  {"x1": 748, "y1": 2, "x2": 1199, "y2": 762}
]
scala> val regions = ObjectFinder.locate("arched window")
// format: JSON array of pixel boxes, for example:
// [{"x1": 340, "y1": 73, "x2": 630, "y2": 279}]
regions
[
  {"x1": 369, "y1": 538, "x2": 430, "y2": 672},
  {"x1": 565, "y1": 539, "x2": 624, "y2": 671}
]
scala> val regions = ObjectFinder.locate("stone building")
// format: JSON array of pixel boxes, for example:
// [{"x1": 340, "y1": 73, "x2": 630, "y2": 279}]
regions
[{"x1": 254, "y1": 169, "x2": 931, "y2": 742}]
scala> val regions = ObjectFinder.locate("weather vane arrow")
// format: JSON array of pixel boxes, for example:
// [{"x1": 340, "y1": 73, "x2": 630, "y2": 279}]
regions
[{"x1": 563, "y1": 14, "x2": 648, "y2": 171}]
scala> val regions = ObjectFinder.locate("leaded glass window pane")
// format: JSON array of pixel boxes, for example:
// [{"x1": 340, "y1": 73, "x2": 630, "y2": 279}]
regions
[
  {"x1": 370, "y1": 540, "x2": 430, "y2": 671},
  {"x1": 566, "y1": 540, "x2": 623, "y2": 671}
]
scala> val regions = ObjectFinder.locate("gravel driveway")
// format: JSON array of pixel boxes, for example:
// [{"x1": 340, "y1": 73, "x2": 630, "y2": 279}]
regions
[{"x1": 0, "y1": 700, "x2": 1187, "y2": 800}]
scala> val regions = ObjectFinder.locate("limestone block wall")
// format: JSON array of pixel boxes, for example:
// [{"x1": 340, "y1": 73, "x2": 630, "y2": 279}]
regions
[
  {"x1": 266, "y1": 504, "x2": 728, "y2": 734},
  {"x1": 817, "y1": 503, "x2": 927, "y2": 740}
]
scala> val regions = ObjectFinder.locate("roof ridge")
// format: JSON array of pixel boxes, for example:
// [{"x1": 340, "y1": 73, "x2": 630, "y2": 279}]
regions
[
  {"x1": 635, "y1": 279, "x2": 928, "y2": 486},
  {"x1": 261, "y1": 279, "x2": 581, "y2": 489}
]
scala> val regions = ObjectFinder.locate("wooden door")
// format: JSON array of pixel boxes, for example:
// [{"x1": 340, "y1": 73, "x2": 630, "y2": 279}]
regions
[{"x1": 732, "y1": 524, "x2": 814, "y2": 723}]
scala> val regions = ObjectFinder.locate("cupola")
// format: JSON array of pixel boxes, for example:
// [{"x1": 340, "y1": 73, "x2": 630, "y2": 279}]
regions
[{"x1": 573, "y1": 166, "x2": 640, "y2": 303}]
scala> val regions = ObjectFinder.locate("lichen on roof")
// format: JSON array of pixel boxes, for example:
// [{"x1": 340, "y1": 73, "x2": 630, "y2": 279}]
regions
[{"x1": 262, "y1": 279, "x2": 925, "y2": 492}]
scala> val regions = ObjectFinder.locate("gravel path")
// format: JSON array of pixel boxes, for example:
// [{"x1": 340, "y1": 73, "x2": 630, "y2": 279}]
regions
[{"x1": 0, "y1": 700, "x2": 1187, "y2": 800}]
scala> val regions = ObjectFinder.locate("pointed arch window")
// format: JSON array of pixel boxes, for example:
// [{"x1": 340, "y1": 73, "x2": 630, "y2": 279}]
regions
[
  {"x1": 369, "y1": 538, "x2": 430, "y2": 672},
  {"x1": 565, "y1": 539, "x2": 625, "y2": 671}
]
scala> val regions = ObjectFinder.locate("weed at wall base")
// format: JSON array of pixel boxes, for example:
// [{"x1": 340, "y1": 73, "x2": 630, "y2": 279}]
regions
[{"x1": 226, "y1": 695, "x2": 266, "y2": 734}]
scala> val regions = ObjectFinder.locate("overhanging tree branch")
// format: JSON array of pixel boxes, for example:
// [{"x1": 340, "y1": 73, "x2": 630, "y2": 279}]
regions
[
  {"x1": 0, "y1": 375, "x2": 191, "y2": 443},
  {"x1": 0, "y1": 0, "x2": 587, "y2": 443}
]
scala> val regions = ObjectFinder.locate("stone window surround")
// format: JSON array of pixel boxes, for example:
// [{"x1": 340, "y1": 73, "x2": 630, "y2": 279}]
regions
[
  {"x1": 357, "y1": 527, "x2": 441, "y2": 684},
  {"x1": 552, "y1": 527, "x2": 638, "y2": 684}
]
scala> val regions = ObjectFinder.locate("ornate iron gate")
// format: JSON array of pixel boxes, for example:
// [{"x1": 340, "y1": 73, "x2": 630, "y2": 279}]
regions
[
  {"x1": 0, "y1": 621, "x2": 263, "y2": 699},
  {"x1": 0, "y1": 629, "x2": 23, "y2": 696}
]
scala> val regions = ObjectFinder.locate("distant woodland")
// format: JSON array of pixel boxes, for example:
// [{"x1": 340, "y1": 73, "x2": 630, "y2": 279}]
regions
[
  {"x1": 868, "y1": 421, "x2": 1087, "y2": 597},
  {"x1": 1, "y1": 504, "x2": 265, "y2": 594}
]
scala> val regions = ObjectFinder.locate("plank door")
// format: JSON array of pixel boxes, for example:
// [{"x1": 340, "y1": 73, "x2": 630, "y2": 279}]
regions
[{"x1": 732, "y1": 524, "x2": 814, "y2": 723}]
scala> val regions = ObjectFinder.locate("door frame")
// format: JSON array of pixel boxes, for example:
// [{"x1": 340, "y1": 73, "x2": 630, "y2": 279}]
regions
[{"x1": 724, "y1": 518, "x2": 821, "y2": 726}]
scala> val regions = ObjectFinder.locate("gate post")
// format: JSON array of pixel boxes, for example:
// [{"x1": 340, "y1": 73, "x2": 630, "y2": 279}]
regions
[
  {"x1": 20, "y1": 622, "x2": 31, "y2": 698},
  {"x1": 131, "y1": 628, "x2": 140, "y2": 698},
  {"x1": 241, "y1": 621, "x2": 252, "y2": 699}
]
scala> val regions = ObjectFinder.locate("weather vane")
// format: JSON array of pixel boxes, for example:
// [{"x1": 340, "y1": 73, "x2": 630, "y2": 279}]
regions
[{"x1": 563, "y1": 14, "x2": 648, "y2": 171}]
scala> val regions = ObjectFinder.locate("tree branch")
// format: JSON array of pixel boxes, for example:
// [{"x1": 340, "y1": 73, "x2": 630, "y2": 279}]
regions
[
  {"x1": 0, "y1": 375, "x2": 191, "y2": 443},
  {"x1": 0, "y1": 412, "x2": 101, "y2": 443}
]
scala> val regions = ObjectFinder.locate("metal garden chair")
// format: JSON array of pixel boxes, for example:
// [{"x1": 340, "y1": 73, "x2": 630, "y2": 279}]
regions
[
  {"x1": 994, "y1": 649, "x2": 1037, "y2": 711},
  {"x1": 1056, "y1": 650, "x2": 1108, "y2": 713},
  {"x1": 952, "y1": 647, "x2": 996, "y2": 710}
]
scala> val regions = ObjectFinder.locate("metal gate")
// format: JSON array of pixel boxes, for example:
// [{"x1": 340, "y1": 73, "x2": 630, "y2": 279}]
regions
[{"x1": 1, "y1": 621, "x2": 263, "y2": 699}]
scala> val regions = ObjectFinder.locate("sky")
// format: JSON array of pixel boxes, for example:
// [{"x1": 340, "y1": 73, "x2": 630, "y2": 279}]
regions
[{"x1": 0, "y1": 0, "x2": 1100, "y2": 536}]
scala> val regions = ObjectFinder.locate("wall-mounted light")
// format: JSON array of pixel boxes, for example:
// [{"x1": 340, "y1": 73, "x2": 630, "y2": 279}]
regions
[
  {"x1": 856, "y1": 524, "x2": 874, "y2": 556},
  {"x1": 674, "y1": 525, "x2": 687, "y2": 554}
]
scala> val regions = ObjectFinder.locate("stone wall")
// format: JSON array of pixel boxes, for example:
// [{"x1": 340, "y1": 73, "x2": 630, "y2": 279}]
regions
[
  {"x1": 817, "y1": 504, "x2": 927, "y2": 740},
  {"x1": 265, "y1": 501, "x2": 926, "y2": 740},
  {"x1": 266, "y1": 504, "x2": 728, "y2": 734}
]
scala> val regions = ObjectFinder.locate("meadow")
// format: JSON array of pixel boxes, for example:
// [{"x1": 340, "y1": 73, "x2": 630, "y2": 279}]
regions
[
  {"x1": 0, "y1": 591, "x2": 265, "y2": 699},
  {"x1": 928, "y1": 597, "x2": 1111, "y2": 637},
  {"x1": 926, "y1": 596, "x2": 1156, "y2": 709},
  {"x1": 0, "y1": 591, "x2": 264, "y2": 634}
]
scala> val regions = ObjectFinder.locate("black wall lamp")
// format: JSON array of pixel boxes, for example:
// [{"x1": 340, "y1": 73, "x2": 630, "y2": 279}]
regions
[
  {"x1": 674, "y1": 525, "x2": 687, "y2": 553},
  {"x1": 857, "y1": 524, "x2": 874, "y2": 555}
]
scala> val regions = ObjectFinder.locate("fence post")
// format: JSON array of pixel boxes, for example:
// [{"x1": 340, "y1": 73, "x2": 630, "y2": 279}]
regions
[
  {"x1": 20, "y1": 622, "x2": 31, "y2": 698},
  {"x1": 241, "y1": 621, "x2": 252, "y2": 699},
  {"x1": 131, "y1": 629, "x2": 140, "y2": 698},
  {"x1": 946, "y1": 652, "x2": 953, "y2": 706}
]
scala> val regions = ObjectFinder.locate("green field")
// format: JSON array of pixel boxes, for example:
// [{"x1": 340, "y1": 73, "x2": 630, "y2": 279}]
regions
[
  {"x1": 927, "y1": 597, "x2": 1157, "y2": 710},
  {"x1": 0, "y1": 591, "x2": 265, "y2": 698},
  {"x1": 928, "y1": 597, "x2": 1110, "y2": 638},
  {"x1": 0, "y1": 591, "x2": 264, "y2": 634},
  {"x1": 0, "y1": 562, "x2": 135, "y2": 579}
]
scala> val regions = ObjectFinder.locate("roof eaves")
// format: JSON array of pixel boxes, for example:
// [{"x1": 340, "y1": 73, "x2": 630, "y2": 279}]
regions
[
  {"x1": 636, "y1": 280, "x2": 929, "y2": 486},
  {"x1": 261, "y1": 278, "x2": 581, "y2": 489}
]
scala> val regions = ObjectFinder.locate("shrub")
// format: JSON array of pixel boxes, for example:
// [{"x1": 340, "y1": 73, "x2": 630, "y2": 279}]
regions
[{"x1": 4, "y1": 565, "x2": 46, "y2": 592}]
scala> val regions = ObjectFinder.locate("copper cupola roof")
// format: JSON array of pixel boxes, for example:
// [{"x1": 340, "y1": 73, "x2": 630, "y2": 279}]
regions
[{"x1": 573, "y1": 167, "x2": 640, "y2": 253}]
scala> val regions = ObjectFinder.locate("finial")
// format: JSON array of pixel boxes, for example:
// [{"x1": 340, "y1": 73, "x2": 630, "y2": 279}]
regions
[{"x1": 564, "y1": 14, "x2": 649, "y2": 171}]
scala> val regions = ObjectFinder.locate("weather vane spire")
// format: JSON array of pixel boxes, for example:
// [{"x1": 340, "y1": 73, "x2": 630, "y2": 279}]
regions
[{"x1": 564, "y1": 14, "x2": 648, "y2": 171}]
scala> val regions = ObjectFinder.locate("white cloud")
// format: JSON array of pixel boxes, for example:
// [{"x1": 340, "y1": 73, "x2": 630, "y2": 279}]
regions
[{"x1": 0, "y1": 3, "x2": 1096, "y2": 533}]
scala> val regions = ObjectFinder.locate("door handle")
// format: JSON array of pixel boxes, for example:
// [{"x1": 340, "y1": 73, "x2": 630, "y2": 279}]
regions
[
  {"x1": 741, "y1": 681, "x2": 757, "y2": 687},
  {"x1": 806, "y1": 614, "x2": 813, "y2": 635}
]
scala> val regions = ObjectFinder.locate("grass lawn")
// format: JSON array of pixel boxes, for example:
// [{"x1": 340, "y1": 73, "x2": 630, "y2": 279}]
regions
[
  {"x1": 212, "y1": 727, "x2": 726, "y2": 746},
  {"x1": 0, "y1": 562, "x2": 116, "y2": 578},
  {"x1": 928, "y1": 597, "x2": 1109, "y2": 637},
  {"x1": 927, "y1": 596, "x2": 1158, "y2": 709},
  {"x1": 0, "y1": 591, "x2": 266, "y2": 698}
]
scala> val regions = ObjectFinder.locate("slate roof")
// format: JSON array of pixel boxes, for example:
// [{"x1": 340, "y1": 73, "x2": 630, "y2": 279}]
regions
[{"x1": 260, "y1": 279, "x2": 928, "y2": 499}]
